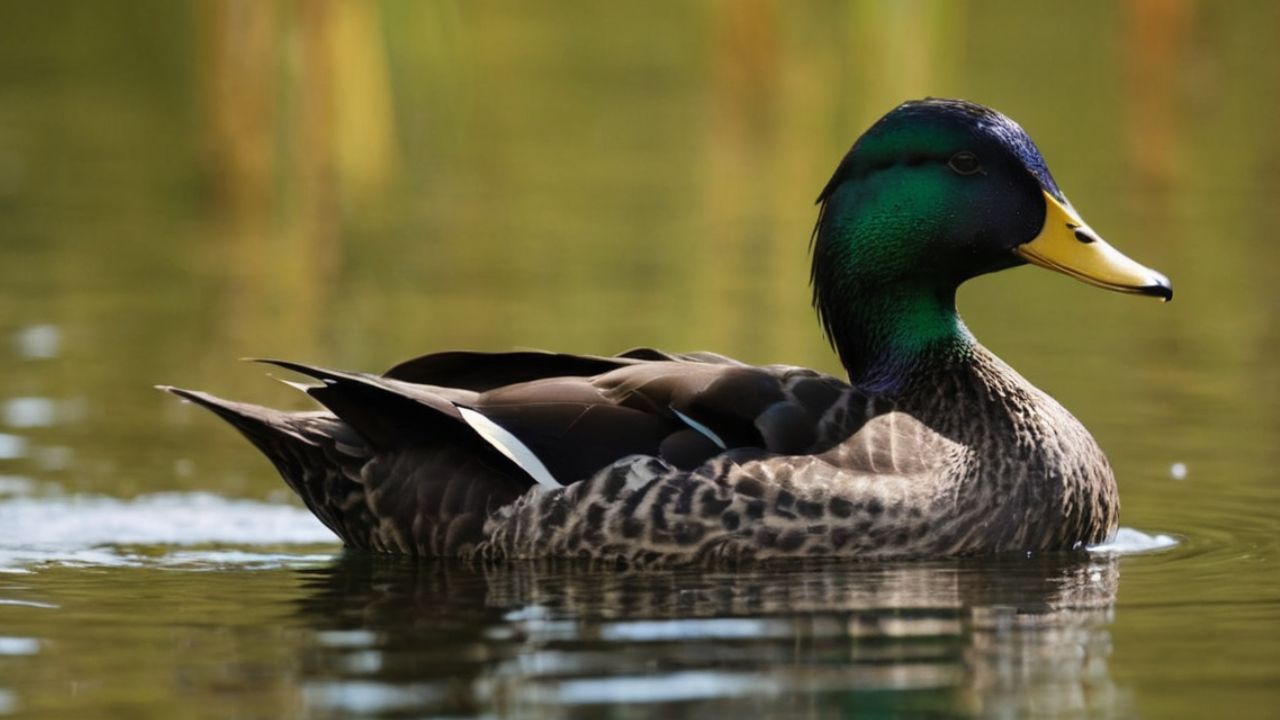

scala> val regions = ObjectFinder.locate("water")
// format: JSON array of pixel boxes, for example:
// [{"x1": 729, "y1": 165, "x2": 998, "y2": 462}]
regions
[
  {"x1": 0, "y1": 501, "x2": 1176, "y2": 719},
  {"x1": 2, "y1": 2, "x2": 1280, "y2": 717}
]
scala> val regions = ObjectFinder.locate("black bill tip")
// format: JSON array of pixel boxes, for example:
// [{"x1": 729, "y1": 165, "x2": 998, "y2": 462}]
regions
[{"x1": 1139, "y1": 275, "x2": 1174, "y2": 302}]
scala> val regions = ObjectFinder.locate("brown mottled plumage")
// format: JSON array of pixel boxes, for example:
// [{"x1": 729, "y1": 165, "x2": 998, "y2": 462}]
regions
[
  {"x1": 473, "y1": 346, "x2": 1115, "y2": 563},
  {"x1": 161, "y1": 99, "x2": 1166, "y2": 565},
  {"x1": 162, "y1": 343, "x2": 1113, "y2": 565}
]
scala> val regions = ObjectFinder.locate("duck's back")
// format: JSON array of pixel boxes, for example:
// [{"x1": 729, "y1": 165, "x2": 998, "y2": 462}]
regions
[{"x1": 165, "y1": 349, "x2": 860, "y2": 559}]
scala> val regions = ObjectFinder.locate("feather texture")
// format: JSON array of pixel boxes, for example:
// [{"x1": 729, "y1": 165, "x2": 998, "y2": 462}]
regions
[{"x1": 162, "y1": 343, "x2": 1116, "y2": 563}]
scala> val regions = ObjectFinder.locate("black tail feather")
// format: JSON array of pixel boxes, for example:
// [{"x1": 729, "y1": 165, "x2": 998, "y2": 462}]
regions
[
  {"x1": 159, "y1": 386, "x2": 315, "y2": 447},
  {"x1": 160, "y1": 383, "x2": 534, "y2": 554},
  {"x1": 245, "y1": 360, "x2": 467, "y2": 449},
  {"x1": 157, "y1": 385, "x2": 354, "y2": 538}
]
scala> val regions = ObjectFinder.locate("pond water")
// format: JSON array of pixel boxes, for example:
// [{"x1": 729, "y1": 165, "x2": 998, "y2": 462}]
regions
[{"x1": 2, "y1": 2, "x2": 1279, "y2": 718}]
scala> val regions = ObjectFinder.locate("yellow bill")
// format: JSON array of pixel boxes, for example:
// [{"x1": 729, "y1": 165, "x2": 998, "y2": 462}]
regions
[{"x1": 1016, "y1": 191, "x2": 1172, "y2": 301}]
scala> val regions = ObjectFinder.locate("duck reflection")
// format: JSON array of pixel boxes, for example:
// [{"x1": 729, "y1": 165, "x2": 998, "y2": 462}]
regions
[{"x1": 292, "y1": 554, "x2": 1123, "y2": 718}]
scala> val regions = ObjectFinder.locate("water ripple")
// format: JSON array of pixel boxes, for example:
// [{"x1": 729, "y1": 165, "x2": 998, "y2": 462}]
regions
[
  {"x1": 1089, "y1": 527, "x2": 1179, "y2": 555},
  {"x1": 0, "y1": 637, "x2": 39, "y2": 656},
  {"x1": 0, "y1": 492, "x2": 337, "y2": 571}
]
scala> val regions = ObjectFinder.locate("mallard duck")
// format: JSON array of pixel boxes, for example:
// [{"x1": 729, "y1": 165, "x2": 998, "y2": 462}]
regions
[{"x1": 161, "y1": 99, "x2": 1171, "y2": 564}]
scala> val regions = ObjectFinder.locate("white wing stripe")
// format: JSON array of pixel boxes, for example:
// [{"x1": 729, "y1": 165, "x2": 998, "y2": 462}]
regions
[
  {"x1": 672, "y1": 408, "x2": 728, "y2": 450},
  {"x1": 457, "y1": 406, "x2": 562, "y2": 488}
]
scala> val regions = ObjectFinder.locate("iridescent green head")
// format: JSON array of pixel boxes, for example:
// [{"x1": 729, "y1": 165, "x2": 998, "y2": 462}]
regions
[{"x1": 812, "y1": 98, "x2": 1171, "y2": 392}]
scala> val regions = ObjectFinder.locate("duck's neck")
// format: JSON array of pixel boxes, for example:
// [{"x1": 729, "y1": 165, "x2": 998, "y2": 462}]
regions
[{"x1": 823, "y1": 282, "x2": 976, "y2": 395}]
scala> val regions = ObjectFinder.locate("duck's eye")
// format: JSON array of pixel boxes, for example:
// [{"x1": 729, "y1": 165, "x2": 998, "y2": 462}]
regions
[{"x1": 948, "y1": 151, "x2": 982, "y2": 176}]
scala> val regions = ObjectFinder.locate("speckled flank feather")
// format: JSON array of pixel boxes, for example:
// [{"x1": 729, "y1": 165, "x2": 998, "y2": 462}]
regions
[{"x1": 474, "y1": 347, "x2": 1116, "y2": 565}]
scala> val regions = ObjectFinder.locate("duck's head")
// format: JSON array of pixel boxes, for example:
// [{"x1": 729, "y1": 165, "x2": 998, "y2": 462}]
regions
[{"x1": 812, "y1": 98, "x2": 1171, "y2": 388}]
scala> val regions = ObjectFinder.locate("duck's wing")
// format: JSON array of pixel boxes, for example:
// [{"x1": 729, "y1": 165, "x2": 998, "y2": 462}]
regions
[
  {"x1": 380, "y1": 347, "x2": 743, "y2": 390},
  {"x1": 400, "y1": 352, "x2": 860, "y2": 486},
  {"x1": 164, "y1": 350, "x2": 871, "y2": 556},
  {"x1": 383, "y1": 350, "x2": 643, "y2": 391},
  {"x1": 265, "y1": 349, "x2": 863, "y2": 485}
]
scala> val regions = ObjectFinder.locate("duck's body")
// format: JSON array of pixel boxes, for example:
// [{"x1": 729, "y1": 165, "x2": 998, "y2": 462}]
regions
[
  {"x1": 481, "y1": 346, "x2": 1114, "y2": 563},
  {"x1": 163, "y1": 99, "x2": 1168, "y2": 564}
]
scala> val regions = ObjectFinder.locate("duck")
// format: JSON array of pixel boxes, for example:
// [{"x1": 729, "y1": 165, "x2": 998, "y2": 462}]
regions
[{"x1": 161, "y1": 98, "x2": 1171, "y2": 565}]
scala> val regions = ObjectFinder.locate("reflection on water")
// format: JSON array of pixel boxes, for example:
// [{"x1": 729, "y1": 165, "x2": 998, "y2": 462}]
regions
[
  {"x1": 1090, "y1": 527, "x2": 1177, "y2": 554},
  {"x1": 0, "y1": 538, "x2": 1157, "y2": 718},
  {"x1": 0, "y1": 638, "x2": 38, "y2": 656},
  {"x1": 2, "y1": 398, "x2": 54, "y2": 429},
  {"x1": 0, "y1": 497, "x2": 1177, "y2": 717},
  {"x1": 0, "y1": 492, "x2": 336, "y2": 571},
  {"x1": 289, "y1": 555, "x2": 1124, "y2": 718},
  {"x1": 0, "y1": 435, "x2": 25, "y2": 461},
  {"x1": 10, "y1": 325, "x2": 59, "y2": 361},
  {"x1": 3, "y1": 322, "x2": 78, "y2": 483}
]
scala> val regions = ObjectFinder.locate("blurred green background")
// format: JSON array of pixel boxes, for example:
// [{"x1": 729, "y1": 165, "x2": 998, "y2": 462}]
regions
[
  {"x1": 5, "y1": 0, "x2": 1276, "y2": 505},
  {"x1": 2, "y1": 2, "x2": 1279, "y2": 717}
]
